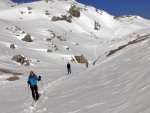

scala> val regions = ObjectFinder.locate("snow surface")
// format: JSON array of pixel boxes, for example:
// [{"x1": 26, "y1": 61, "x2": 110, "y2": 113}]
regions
[{"x1": 0, "y1": 0, "x2": 150, "y2": 113}]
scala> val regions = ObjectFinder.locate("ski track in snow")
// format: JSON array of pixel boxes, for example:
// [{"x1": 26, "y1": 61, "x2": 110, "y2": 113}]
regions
[
  {"x1": 111, "y1": 21, "x2": 132, "y2": 40},
  {"x1": 23, "y1": 77, "x2": 66, "y2": 113},
  {"x1": 94, "y1": 45, "x2": 98, "y2": 58}
]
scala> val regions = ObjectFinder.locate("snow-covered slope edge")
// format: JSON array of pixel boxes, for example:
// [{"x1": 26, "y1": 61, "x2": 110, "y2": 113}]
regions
[{"x1": 38, "y1": 35, "x2": 150, "y2": 113}]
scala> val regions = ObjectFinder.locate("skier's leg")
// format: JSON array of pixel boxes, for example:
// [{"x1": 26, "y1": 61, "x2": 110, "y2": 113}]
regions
[
  {"x1": 67, "y1": 68, "x2": 69, "y2": 74},
  {"x1": 30, "y1": 86, "x2": 35, "y2": 100},
  {"x1": 35, "y1": 85, "x2": 39, "y2": 100}
]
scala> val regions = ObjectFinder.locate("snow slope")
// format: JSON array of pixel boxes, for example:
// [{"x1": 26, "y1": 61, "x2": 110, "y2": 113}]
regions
[{"x1": 0, "y1": 0, "x2": 150, "y2": 113}]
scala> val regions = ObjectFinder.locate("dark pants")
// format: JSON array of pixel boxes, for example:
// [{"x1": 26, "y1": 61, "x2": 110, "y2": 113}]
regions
[
  {"x1": 67, "y1": 67, "x2": 71, "y2": 74},
  {"x1": 30, "y1": 85, "x2": 39, "y2": 100}
]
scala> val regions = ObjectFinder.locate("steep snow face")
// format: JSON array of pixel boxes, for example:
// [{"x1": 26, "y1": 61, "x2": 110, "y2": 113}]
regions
[
  {"x1": 38, "y1": 37, "x2": 150, "y2": 113},
  {"x1": 0, "y1": 0, "x2": 150, "y2": 113}
]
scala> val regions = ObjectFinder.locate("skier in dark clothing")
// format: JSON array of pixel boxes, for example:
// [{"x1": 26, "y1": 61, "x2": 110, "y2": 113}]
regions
[
  {"x1": 86, "y1": 62, "x2": 89, "y2": 68},
  {"x1": 27, "y1": 71, "x2": 41, "y2": 100},
  {"x1": 67, "y1": 62, "x2": 71, "y2": 74}
]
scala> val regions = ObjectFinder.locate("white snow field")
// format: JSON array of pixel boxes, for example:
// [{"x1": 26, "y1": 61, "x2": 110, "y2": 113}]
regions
[{"x1": 0, "y1": 0, "x2": 150, "y2": 113}]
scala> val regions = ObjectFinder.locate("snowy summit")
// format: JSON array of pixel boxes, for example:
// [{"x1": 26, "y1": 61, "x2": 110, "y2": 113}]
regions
[{"x1": 0, "y1": 0, "x2": 150, "y2": 113}]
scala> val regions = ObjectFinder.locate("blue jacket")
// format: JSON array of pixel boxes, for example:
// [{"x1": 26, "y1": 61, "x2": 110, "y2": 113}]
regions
[{"x1": 28, "y1": 74, "x2": 39, "y2": 86}]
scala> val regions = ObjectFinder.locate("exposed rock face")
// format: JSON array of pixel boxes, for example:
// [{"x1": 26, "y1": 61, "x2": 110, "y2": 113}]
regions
[
  {"x1": 69, "y1": 5, "x2": 80, "y2": 18},
  {"x1": 12, "y1": 55, "x2": 30, "y2": 65},
  {"x1": 48, "y1": 0, "x2": 54, "y2": 2},
  {"x1": 28, "y1": 7, "x2": 32, "y2": 10},
  {"x1": 74, "y1": 55, "x2": 88, "y2": 63},
  {"x1": 51, "y1": 32, "x2": 56, "y2": 38},
  {"x1": 44, "y1": 0, "x2": 49, "y2": 3},
  {"x1": 95, "y1": 8, "x2": 103, "y2": 15},
  {"x1": 61, "y1": 15, "x2": 72, "y2": 23},
  {"x1": 47, "y1": 49, "x2": 53, "y2": 52},
  {"x1": 22, "y1": 34, "x2": 33, "y2": 42},
  {"x1": 57, "y1": 35, "x2": 66, "y2": 41},
  {"x1": 107, "y1": 34, "x2": 150, "y2": 57},
  {"x1": 10, "y1": 44, "x2": 16, "y2": 49},
  {"x1": 20, "y1": 11, "x2": 24, "y2": 14},
  {"x1": 114, "y1": 15, "x2": 138, "y2": 20},
  {"x1": 11, "y1": 4, "x2": 16, "y2": 7},
  {"x1": 46, "y1": 38, "x2": 52, "y2": 41},
  {"x1": 46, "y1": 31, "x2": 66, "y2": 42},
  {"x1": 6, "y1": 76, "x2": 19, "y2": 81},
  {"x1": 25, "y1": 60, "x2": 30, "y2": 66},
  {"x1": 94, "y1": 21, "x2": 101, "y2": 30},
  {"x1": 44, "y1": 0, "x2": 54, "y2": 2},
  {"x1": 22, "y1": 31, "x2": 25, "y2": 34},
  {"x1": 15, "y1": 26, "x2": 21, "y2": 31},
  {"x1": 0, "y1": 68, "x2": 23, "y2": 75},
  {"x1": 51, "y1": 16, "x2": 60, "y2": 21},
  {"x1": 66, "y1": 46, "x2": 69, "y2": 50},
  {"x1": 45, "y1": 11, "x2": 50, "y2": 15},
  {"x1": 51, "y1": 15, "x2": 72, "y2": 23},
  {"x1": 54, "y1": 45, "x2": 59, "y2": 51}
]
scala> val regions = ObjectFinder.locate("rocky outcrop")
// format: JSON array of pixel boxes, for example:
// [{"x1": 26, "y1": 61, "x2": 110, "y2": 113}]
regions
[
  {"x1": 11, "y1": 4, "x2": 16, "y2": 7},
  {"x1": 45, "y1": 11, "x2": 50, "y2": 15},
  {"x1": 54, "y1": 45, "x2": 59, "y2": 51},
  {"x1": 12, "y1": 55, "x2": 30, "y2": 65},
  {"x1": 28, "y1": 12, "x2": 32, "y2": 14},
  {"x1": 95, "y1": 8, "x2": 103, "y2": 15},
  {"x1": 69, "y1": 5, "x2": 80, "y2": 18},
  {"x1": 46, "y1": 38, "x2": 52, "y2": 41},
  {"x1": 47, "y1": 49, "x2": 53, "y2": 52},
  {"x1": 51, "y1": 15, "x2": 72, "y2": 23},
  {"x1": 94, "y1": 21, "x2": 101, "y2": 30},
  {"x1": 15, "y1": 26, "x2": 21, "y2": 31},
  {"x1": 28, "y1": 7, "x2": 32, "y2": 10},
  {"x1": 22, "y1": 34, "x2": 33, "y2": 42},
  {"x1": 10, "y1": 44, "x2": 16, "y2": 49},
  {"x1": 74, "y1": 55, "x2": 88, "y2": 64},
  {"x1": 22, "y1": 31, "x2": 25, "y2": 34},
  {"x1": 57, "y1": 36, "x2": 66, "y2": 41},
  {"x1": 47, "y1": 31, "x2": 66, "y2": 41},
  {"x1": 43, "y1": 0, "x2": 55, "y2": 2},
  {"x1": 51, "y1": 16, "x2": 61, "y2": 21},
  {"x1": 107, "y1": 34, "x2": 150, "y2": 57},
  {"x1": 0, "y1": 68, "x2": 23, "y2": 75},
  {"x1": 6, "y1": 76, "x2": 19, "y2": 81},
  {"x1": 20, "y1": 11, "x2": 24, "y2": 14},
  {"x1": 114, "y1": 15, "x2": 138, "y2": 20}
]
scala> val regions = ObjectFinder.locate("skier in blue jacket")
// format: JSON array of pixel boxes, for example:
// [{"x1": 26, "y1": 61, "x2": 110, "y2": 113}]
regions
[{"x1": 27, "y1": 71, "x2": 41, "y2": 100}]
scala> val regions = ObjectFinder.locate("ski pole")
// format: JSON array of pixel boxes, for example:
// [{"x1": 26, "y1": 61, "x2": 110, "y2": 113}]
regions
[{"x1": 28, "y1": 84, "x2": 29, "y2": 99}]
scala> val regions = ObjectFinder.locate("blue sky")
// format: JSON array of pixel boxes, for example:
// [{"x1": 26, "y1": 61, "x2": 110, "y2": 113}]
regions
[{"x1": 11, "y1": 0, "x2": 150, "y2": 19}]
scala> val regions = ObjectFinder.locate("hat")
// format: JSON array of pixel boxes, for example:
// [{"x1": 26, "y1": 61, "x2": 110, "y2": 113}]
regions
[{"x1": 30, "y1": 71, "x2": 34, "y2": 74}]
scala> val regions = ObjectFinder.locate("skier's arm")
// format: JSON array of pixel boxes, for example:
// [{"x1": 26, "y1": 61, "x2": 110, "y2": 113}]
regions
[
  {"x1": 35, "y1": 75, "x2": 41, "y2": 81},
  {"x1": 27, "y1": 77, "x2": 30, "y2": 84}
]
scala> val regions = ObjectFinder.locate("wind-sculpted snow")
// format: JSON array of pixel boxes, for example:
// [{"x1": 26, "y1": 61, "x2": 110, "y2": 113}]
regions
[
  {"x1": 27, "y1": 38, "x2": 150, "y2": 113},
  {"x1": 0, "y1": 0, "x2": 150, "y2": 113}
]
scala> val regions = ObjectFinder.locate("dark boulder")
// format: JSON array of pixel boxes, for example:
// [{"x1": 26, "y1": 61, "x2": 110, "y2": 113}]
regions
[
  {"x1": 74, "y1": 55, "x2": 88, "y2": 63},
  {"x1": 69, "y1": 5, "x2": 80, "y2": 18},
  {"x1": 22, "y1": 34, "x2": 33, "y2": 42},
  {"x1": 10, "y1": 44, "x2": 16, "y2": 49},
  {"x1": 12, "y1": 55, "x2": 30, "y2": 65}
]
